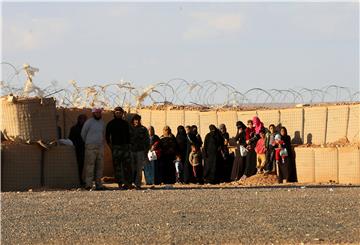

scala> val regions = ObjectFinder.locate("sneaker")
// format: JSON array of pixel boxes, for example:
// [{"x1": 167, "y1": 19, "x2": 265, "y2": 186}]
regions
[{"x1": 240, "y1": 175, "x2": 247, "y2": 181}]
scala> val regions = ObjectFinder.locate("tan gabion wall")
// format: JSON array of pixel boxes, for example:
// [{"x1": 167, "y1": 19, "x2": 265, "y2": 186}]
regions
[
  {"x1": 314, "y1": 147, "x2": 338, "y2": 183},
  {"x1": 347, "y1": 104, "x2": 360, "y2": 143},
  {"x1": 63, "y1": 108, "x2": 92, "y2": 138},
  {"x1": 338, "y1": 147, "x2": 360, "y2": 184},
  {"x1": 1, "y1": 97, "x2": 58, "y2": 142},
  {"x1": 57, "y1": 103, "x2": 359, "y2": 143},
  {"x1": 237, "y1": 111, "x2": 257, "y2": 125},
  {"x1": 150, "y1": 110, "x2": 166, "y2": 137},
  {"x1": 217, "y1": 111, "x2": 238, "y2": 138},
  {"x1": 1, "y1": 143, "x2": 42, "y2": 191},
  {"x1": 43, "y1": 145, "x2": 80, "y2": 188},
  {"x1": 199, "y1": 111, "x2": 218, "y2": 139},
  {"x1": 304, "y1": 107, "x2": 327, "y2": 145},
  {"x1": 257, "y1": 110, "x2": 280, "y2": 129},
  {"x1": 279, "y1": 108, "x2": 304, "y2": 144},
  {"x1": 326, "y1": 105, "x2": 349, "y2": 143},
  {"x1": 166, "y1": 110, "x2": 185, "y2": 134},
  {"x1": 294, "y1": 147, "x2": 315, "y2": 183},
  {"x1": 184, "y1": 110, "x2": 200, "y2": 129},
  {"x1": 138, "y1": 109, "x2": 152, "y2": 128}
]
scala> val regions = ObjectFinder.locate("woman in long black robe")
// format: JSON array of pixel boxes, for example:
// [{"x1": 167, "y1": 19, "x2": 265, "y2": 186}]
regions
[
  {"x1": 280, "y1": 126, "x2": 297, "y2": 182},
  {"x1": 160, "y1": 126, "x2": 178, "y2": 184},
  {"x1": 203, "y1": 125, "x2": 223, "y2": 184},
  {"x1": 231, "y1": 121, "x2": 247, "y2": 181},
  {"x1": 176, "y1": 126, "x2": 187, "y2": 164},
  {"x1": 219, "y1": 124, "x2": 233, "y2": 182},
  {"x1": 183, "y1": 126, "x2": 202, "y2": 184}
]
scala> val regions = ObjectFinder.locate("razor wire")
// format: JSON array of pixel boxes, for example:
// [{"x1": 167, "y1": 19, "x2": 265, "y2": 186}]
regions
[{"x1": 1, "y1": 62, "x2": 359, "y2": 109}]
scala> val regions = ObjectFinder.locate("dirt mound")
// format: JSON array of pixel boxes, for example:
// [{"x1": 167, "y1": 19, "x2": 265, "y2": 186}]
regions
[{"x1": 236, "y1": 173, "x2": 278, "y2": 186}]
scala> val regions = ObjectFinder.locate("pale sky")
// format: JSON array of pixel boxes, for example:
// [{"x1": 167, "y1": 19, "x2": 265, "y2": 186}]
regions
[{"x1": 1, "y1": 2, "x2": 359, "y2": 92}]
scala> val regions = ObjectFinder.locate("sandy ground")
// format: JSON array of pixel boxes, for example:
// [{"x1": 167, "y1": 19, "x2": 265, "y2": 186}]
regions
[{"x1": 1, "y1": 185, "x2": 360, "y2": 245}]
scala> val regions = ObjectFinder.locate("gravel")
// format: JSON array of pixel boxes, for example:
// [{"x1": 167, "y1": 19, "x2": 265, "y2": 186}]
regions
[{"x1": 1, "y1": 186, "x2": 360, "y2": 244}]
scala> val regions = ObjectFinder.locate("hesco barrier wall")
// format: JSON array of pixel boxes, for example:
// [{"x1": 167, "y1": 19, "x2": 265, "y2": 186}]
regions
[
  {"x1": 338, "y1": 147, "x2": 360, "y2": 184},
  {"x1": 1, "y1": 143, "x2": 42, "y2": 191},
  {"x1": 43, "y1": 145, "x2": 80, "y2": 189},
  {"x1": 314, "y1": 147, "x2": 339, "y2": 183},
  {"x1": 326, "y1": 105, "x2": 349, "y2": 143},
  {"x1": 294, "y1": 148, "x2": 315, "y2": 183},
  {"x1": 347, "y1": 104, "x2": 360, "y2": 143},
  {"x1": 56, "y1": 103, "x2": 359, "y2": 143},
  {"x1": 280, "y1": 108, "x2": 304, "y2": 144},
  {"x1": 1, "y1": 97, "x2": 58, "y2": 142}
]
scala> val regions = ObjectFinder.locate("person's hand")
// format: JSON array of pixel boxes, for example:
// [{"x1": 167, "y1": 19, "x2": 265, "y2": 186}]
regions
[{"x1": 246, "y1": 140, "x2": 250, "y2": 144}]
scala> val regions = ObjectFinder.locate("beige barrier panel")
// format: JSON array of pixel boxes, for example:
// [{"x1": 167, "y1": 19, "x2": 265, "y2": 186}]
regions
[
  {"x1": 56, "y1": 108, "x2": 65, "y2": 139},
  {"x1": 280, "y1": 108, "x2": 304, "y2": 144},
  {"x1": 103, "y1": 144, "x2": 114, "y2": 177},
  {"x1": 1, "y1": 97, "x2": 58, "y2": 142},
  {"x1": 314, "y1": 147, "x2": 338, "y2": 183},
  {"x1": 151, "y1": 110, "x2": 166, "y2": 137},
  {"x1": 237, "y1": 111, "x2": 257, "y2": 125},
  {"x1": 326, "y1": 105, "x2": 349, "y2": 143},
  {"x1": 64, "y1": 108, "x2": 92, "y2": 138},
  {"x1": 44, "y1": 145, "x2": 80, "y2": 188},
  {"x1": 166, "y1": 110, "x2": 185, "y2": 132},
  {"x1": 199, "y1": 111, "x2": 218, "y2": 139},
  {"x1": 347, "y1": 104, "x2": 360, "y2": 143},
  {"x1": 1, "y1": 143, "x2": 42, "y2": 191},
  {"x1": 102, "y1": 110, "x2": 114, "y2": 125},
  {"x1": 257, "y1": 110, "x2": 280, "y2": 129},
  {"x1": 304, "y1": 107, "x2": 327, "y2": 145},
  {"x1": 138, "y1": 109, "x2": 152, "y2": 128},
  {"x1": 217, "y1": 111, "x2": 238, "y2": 138},
  {"x1": 338, "y1": 147, "x2": 360, "y2": 184},
  {"x1": 184, "y1": 110, "x2": 200, "y2": 128},
  {"x1": 294, "y1": 147, "x2": 315, "y2": 183}
]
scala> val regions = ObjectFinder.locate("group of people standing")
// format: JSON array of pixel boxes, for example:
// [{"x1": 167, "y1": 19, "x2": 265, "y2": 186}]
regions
[{"x1": 68, "y1": 107, "x2": 297, "y2": 190}]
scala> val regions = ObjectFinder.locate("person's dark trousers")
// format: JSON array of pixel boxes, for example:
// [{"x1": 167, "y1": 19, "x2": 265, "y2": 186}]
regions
[
  {"x1": 75, "y1": 146, "x2": 85, "y2": 186},
  {"x1": 112, "y1": 144, "x2": 132, "y2": 187},
  {"x1": 265, "y1": 146, "x2": 275, "y2": 172},
  {"x1": 154, "y1": 160, "x2": 162, "y2": 185}
]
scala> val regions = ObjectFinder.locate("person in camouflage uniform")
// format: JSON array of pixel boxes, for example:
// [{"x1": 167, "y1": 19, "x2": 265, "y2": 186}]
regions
[
  {"x1": 105, "y1": 107, "x2": 132, "y2": 189},
  {"x1": 130, "y1": 114, "x2": 150, "y2": 189}
]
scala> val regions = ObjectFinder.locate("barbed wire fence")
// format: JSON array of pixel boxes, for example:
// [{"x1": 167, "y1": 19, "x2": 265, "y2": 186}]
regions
[{"x1": 1, "y1": 62, "x2": 359, "y2": 109}]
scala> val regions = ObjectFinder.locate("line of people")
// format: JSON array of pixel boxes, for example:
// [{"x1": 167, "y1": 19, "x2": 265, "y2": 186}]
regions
[{"x1": 68, "y1": 107, "x2": 297, "y2": 190}]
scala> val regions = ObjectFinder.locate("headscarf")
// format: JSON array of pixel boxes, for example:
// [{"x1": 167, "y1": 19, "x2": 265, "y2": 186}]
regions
[
  {"x1": 236, "y1": 121, "x2": 246, "y2": 130},
  {"x1": 252, "y1": 116, "x2": 264, "y2": 134},
  {"x1": 92, "y1": 108, "x2": 102, "y2": 113}
]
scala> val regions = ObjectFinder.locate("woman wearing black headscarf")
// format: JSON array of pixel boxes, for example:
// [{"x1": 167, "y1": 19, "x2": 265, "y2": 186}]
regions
[
  {"x1": 203, "y1": 124, "x2": 223, "y2": 184},
  {"x1": 160, "y1": 126, "x2": 178, "y2": 184},
  {"x1": 280, "y1": 126, "x2": 297, "y2": 182},
  {"x1": 231, "y1": 121, "x2": 247, "y2": 181},
  {"x1": 176, "y1": 126, "x2": 187, "y2": 163},
  {"x1": 219, "y1": 124, "x2": 232, "y2": 182}
]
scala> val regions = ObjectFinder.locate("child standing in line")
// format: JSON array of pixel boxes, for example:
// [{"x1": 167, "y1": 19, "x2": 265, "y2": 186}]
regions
[
  {"x1": 264, "y1": 124, "x2": 276, "y2": 174},
  {"x1": 255, "y1": 130, "x2": 267, "y2": 174},
  {"x1": 189, "y1": 144, "x2": 204, "y2": 184},
  {"x1": 173, "y1": 154, "x2": 183, "y2": 183},
  {"x1": 273, "y1": 134, "x2": 289, "y2": 183}
]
